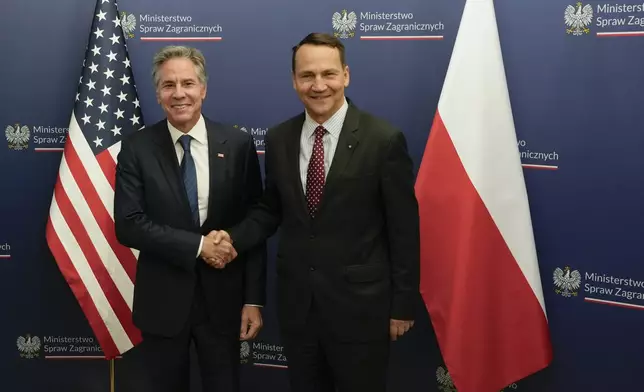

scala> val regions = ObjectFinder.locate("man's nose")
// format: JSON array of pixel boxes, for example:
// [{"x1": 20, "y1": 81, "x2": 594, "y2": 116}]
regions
[
  {"x1": 172, "y1": 85, "x2": 186, "y2": 98},
  {"x1": 311, "y1": 76, "x2": 327, "y2": 91}
]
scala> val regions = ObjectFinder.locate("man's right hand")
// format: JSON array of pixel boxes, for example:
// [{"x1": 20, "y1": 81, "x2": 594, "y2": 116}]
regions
[
  {"x1": 209, "y1": 230, "x2": 232, "y2": 245},
  {"x1": 199, "y1": 235, "x2": 237, "y2": 269}
]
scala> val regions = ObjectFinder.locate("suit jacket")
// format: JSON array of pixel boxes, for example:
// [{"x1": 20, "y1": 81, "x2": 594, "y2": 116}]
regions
[
  {"x1": 229, "y1": 101, "x2": 420, "y2": 341},
  {"x1": 114, "y1": 116, "x2": 266, "y2": 337}
]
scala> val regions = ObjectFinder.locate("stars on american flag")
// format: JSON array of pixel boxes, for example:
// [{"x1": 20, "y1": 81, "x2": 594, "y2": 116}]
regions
[
  {"x1": 103, "y1": 68, "x2": 114, "y2": 79},
  {"x1": 74, "y1": 0, "x2": 143, "y2": 155},
  {"x1": 109, "y1": 34, "x2": 120, "y2": 45},
  {"x1": 106, "y1": 50, "x2": 118, "y2": 62}
]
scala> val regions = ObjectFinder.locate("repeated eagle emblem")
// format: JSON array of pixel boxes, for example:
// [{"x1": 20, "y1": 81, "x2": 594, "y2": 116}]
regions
[
  {"x1": 5, "y1": 123, "x2": 30, "y2": 150},
  {"x1": 120, "y1": 12, "x2": 136, "y2": 38},
  {"x1": 332, "y1": 10, "x2": 357, "y2": 39},
  {"x1": 17, "y1": 334, "x2": 41, "y2": 358},
  {"x1": 240, "y1": 341, "x2": 250, "y2": 358},
  {"x1": 553, "y1": 266, "x2": 582, "y2": 297},
  {"x1": 436, "y1": 366, "x2": 456, "y2": 392},
  {"x1": 564, "y1": 2, "x2": 593, "y2": 35}
]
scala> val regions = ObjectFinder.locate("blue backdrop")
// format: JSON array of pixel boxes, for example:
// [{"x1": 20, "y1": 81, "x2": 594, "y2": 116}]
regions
[{"x1": 2, "y1": 0, "x2": 644, "y2": 390}]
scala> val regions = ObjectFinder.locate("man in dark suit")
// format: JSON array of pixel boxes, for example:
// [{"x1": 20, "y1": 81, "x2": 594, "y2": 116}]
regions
[
  {"x1": 114, "y1": 46, "x2": 265, "y2": 392},
  {"x1": 213, "y1": 33, "x2": 420, "y2": 392}
]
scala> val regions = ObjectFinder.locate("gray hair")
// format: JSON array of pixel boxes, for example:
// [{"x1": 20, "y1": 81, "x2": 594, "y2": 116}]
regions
[{"x1": 152, "y1": 46, "x2": 208, "y2": 87}]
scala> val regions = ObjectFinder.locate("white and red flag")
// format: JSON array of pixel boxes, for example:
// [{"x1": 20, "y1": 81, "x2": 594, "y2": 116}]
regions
[{"x1": 415, "y1": 0, "x2": 553, "y2": 390}]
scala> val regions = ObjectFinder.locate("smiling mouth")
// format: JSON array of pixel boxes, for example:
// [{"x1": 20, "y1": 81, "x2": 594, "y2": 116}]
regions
[{"x1": 172, "y1": 104, "x2": 190, "y2": 109}]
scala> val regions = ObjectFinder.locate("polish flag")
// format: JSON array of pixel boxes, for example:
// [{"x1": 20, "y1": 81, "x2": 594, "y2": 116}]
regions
[{"x1": 415, "y1": 0, "x2": 553, "y2": 391}]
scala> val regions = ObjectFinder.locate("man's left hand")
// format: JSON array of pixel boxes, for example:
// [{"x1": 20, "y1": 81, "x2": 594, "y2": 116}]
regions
[
  {"x1": 240, "y1": 305, "x2": 263, "y2": 341},
  {"x1": 390, "y1": 319, "x2": 414, "y2": 341}
]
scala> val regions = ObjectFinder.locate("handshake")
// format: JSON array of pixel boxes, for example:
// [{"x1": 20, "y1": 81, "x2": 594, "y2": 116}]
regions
[{"x1": 199, "y1": 230, "x2": 236, "y2": 269}]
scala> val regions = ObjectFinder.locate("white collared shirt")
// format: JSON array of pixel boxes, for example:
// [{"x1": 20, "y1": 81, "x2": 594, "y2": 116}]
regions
[
  {"x1": 299, "y1": 98, "x2": 349, "y2": 192},
  {"x1": 167, "y1": 115, "x2": 209, "y2": 226}
]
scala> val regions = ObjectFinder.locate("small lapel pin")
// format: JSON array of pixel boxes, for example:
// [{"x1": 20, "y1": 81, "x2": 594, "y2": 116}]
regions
[
  {"x1": 348, "y1": 144, "x2": 353, "y2": 149},
  {"x1": 217, "y1": 153, "x2": 225, "y2": 158}
]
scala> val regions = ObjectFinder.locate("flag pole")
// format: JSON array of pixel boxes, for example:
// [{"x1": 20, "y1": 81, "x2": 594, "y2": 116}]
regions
[{"x1": 110, "y1": 358, "x2": 115, "y2": 392}]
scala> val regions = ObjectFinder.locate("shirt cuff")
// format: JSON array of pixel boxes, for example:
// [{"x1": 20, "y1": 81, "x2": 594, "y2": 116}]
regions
[{"x1": 196, "y1": 236, "x2": 204, "y2": 258}]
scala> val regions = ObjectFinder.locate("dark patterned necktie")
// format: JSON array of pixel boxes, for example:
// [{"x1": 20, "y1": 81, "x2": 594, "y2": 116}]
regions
[
  {"x1": 178, "y1": 134, "x2": 199, "y2": 225},
  {"x1": 306, "y1": 126, "x2": 327, "y2": 218}
]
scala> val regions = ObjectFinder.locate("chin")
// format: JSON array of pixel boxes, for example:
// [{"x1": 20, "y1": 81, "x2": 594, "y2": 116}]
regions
[
  {"x1": 172, "y1": 113, "x2": 193, "y2": 122},
  {"x1": 309, "y1": 101, "x2": 330, "y2": 112}
]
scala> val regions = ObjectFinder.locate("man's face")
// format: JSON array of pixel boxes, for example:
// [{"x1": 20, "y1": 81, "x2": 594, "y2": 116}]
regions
[
  {"x1": 156, "y1": 57, "x2": 206, "y2": 132},
  {"x1": 292, "y1": 44, "x2": 349, "y2": 124}
]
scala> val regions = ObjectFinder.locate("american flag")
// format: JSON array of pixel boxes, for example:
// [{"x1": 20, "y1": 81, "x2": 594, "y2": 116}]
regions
[{"x1": 46, "y1": 0, "x2": 143, "y2": 358}]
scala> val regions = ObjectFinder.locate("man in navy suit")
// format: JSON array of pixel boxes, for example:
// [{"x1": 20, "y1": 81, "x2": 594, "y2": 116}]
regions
[{"x1": 114, "y1": 46, "x2": 266, "y2": 392}]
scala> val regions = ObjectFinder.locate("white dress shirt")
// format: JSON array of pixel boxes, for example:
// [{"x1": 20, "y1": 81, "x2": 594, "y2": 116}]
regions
[
  {"x1": 299, "y1": 98, "x2": 349, "y2": 191},
  {"x1": 168, "y1": 115, "x2": 260, "y2": 307}
]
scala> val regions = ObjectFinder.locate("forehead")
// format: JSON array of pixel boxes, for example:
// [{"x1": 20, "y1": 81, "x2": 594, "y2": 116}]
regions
[
  {"x1": 294, "y1": 45, "x2": 343, "y2": 72},
  {"x1": 158, "y1": 57, "x2": 199, "y2": 81}
]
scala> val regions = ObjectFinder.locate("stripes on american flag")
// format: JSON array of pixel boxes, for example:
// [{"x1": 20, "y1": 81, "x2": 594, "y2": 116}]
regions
[{"x1": 46, "y1": 0, "x2": 143, "y2": 359}]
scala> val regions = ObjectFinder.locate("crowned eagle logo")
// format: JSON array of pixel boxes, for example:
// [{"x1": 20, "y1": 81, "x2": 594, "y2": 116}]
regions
[
  {"x1": 5, "y1": 123, "x2": 30, "y2": 151},
  {"x1": 17, "y1": 334, "x2": 41, "y2": 359},
  {"x1": 436, "y1": 366, "x2": 457, "y2": 392},
  {"x1": 240, "y1": 341, "x2": 251, "y2": 364},
  {"x1": 565, "y1": 2, "x2": 593, "y2": 36},
  {"x1": 332, "y1": 10, "x2": 357, "y2": 39},
  {"x1": 553, "y1": 266, "x2": 582, "y2": 297},
  {"x1": 233, "y1": 125, "x2": 249, "y2": 134},
  {"x1": 120, "y1": 11, "x2": 136, "y2": 39}
]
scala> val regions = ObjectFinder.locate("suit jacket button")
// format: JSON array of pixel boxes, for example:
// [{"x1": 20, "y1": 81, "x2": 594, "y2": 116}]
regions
[
  {"x1": 309, "y1": 266, "x2": 315, "y2": 271},
  {"x1": 309, "y1": 234, "x2": 315, "y2": 239}
]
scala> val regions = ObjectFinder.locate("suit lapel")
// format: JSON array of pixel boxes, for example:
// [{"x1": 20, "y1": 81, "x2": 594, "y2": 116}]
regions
[
  {"x1": 152, "y1": 122, "x2": 193, "y2": 222},
  {"x1": 316, "y1": 104, "x2": 360, "y2": 214},
  {"x1": 324, "y1": 105, "x2": 360, "y2": 189},
  {"x1": 284, "y1": 114, "x2": 310, "y2": 221},
  {"x1": 204, "y1": 119, "x2": 228, "y2": 228}
]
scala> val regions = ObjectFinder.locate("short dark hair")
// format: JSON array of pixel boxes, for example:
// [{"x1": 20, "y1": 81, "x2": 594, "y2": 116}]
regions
[{"x1": 291, "y1": 33, "x2": 346, "y2": 72}]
